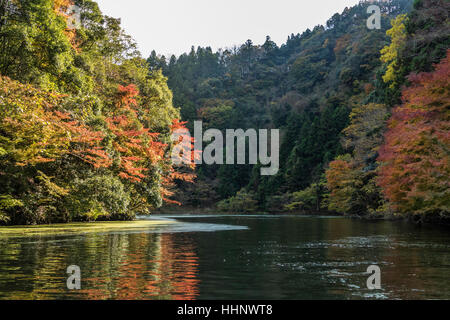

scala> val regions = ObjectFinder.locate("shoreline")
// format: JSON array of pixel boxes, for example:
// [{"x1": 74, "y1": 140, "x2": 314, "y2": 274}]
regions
[
  {"x1": 155, "y1": 207, "x2": 450, "y2": 227},
  {"x1": 2, "y1": 209, "x2": 449, "y2": 229}
]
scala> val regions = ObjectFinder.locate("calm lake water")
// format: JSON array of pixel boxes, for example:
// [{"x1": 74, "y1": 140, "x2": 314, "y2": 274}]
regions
[{"x1": 0, "y1": 215, "x2": 449, "y2": 300}]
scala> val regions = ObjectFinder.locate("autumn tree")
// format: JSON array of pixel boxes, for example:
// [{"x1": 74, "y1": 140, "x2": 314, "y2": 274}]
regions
[
  {"x1": 380, "y1": 14, "x2": 408, "y2": 87},
  {"x1": 325, "y1": 103, "x2": 389, "y2": 216},
  {"x1": 0, "y1": 1, "x2": 195, "y2": 225},
  {"x1": 0, "y1": 76, "x2": 109, "y2": 224},
  {"x1": 378, "y1": 51, "x2": 450, "y2": 221}
]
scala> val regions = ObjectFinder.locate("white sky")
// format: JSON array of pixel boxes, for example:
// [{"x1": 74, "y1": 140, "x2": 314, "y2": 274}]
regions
[{"x1": 95, "y1": 0, "x2": 361, "y2": 58}]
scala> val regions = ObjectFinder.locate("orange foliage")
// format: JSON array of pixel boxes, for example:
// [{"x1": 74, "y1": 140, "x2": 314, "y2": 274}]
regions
[
  {"x1": 0, "y1": 76, "x2": 110, "y2": 169},
  {"x1": 107, "y1": 84, "x2": 165, "y2": 183},
  {"x1": 377, "y1": 50, "x2": 450, "y2": 215},
  {"x1": 1, "y1": 76, "x2": 196, "y2": 207},
  {"x1": 53, "y1": 0, "x2": 80, "y2": 50},
  {"x1": 107, "y1": 84, "x2": 196, "y2": 205},
  {"x1": 171, "y1": 119, "x2": 201, "y2": 168}
]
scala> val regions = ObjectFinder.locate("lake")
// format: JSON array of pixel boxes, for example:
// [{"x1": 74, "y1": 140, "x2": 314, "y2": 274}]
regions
[{"x1": 0, "y1": 215, "x2": 449, "y2": 299}]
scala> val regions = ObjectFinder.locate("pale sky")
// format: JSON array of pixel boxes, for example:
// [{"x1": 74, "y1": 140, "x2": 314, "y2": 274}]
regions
[{"x1": 95, "y1": 0, "x2": 361, "y2": 58}]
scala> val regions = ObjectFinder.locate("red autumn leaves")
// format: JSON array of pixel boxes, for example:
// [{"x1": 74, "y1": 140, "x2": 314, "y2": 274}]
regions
[
  {"x1": 0, "y1": 77, "x2": 193, "y2": 204},
  {"x1": 377, "y1": 51, "x2": 450, "y2": 215},
  {"x1": 106, "y1": 84, "x2": 166, "y2": 183}
]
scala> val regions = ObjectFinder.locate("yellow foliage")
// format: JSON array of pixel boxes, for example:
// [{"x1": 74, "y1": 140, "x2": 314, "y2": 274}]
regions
[{"x1": 380, "y1": 14, "x2": 407, "y2": 87}]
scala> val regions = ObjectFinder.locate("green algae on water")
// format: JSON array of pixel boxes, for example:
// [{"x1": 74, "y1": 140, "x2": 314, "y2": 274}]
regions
[{"x1": 0, "y1": 220, "x2": 175, "y2": 238}]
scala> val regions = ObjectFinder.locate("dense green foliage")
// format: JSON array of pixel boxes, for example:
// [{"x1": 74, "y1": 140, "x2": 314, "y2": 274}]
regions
[
  {"x1": 0, "y1": 0, "x2": 191, "y2": 225},
  {"x1": 152, "y1": 0, "x2": 415, "y2": 211},
  {"x1": 1, "y1": 0, "x2": 448, "y2": 224},
  {"x1": 151, "y1": 0, "x2": 448, "y2": 223},
  {"x1": 325, "y1": 0, "x2": 449, "y2": 221}
]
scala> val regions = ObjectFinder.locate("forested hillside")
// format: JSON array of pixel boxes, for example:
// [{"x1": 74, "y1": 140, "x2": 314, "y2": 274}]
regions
[
  {"x1": 152, "y1": 0, "x2": 449, "y2": 223},
  {"x1": 0, "y1": 0, "x2": 193, "y2": 225},
  {"x1": 0, "y1": 0, "x2": 448, "y2": 225}
]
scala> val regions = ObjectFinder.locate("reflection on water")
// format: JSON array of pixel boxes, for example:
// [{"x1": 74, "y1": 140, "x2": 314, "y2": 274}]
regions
[
  {"x1": 0, "y1": 231, "x2": 200, "y2": 300},
  {"x1": 78, "y1": 233, "x2": 200, "y2": 300},
  {"x1": 0, "y1": 215, "x2": 449, "y2": 300}
]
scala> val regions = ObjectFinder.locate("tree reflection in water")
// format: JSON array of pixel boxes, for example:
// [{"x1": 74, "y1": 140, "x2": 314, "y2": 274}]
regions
[
  {"x1": 80, "y1": 233, "x2": 200, "y2": 300},
  {"x1": 0, "y1": 232, "x2": 200, "y2": 300}
]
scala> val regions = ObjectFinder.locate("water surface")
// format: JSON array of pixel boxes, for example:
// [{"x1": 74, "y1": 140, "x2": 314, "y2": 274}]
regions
[{"x1": 0, "y1": 215, "x2": 449, "y2": 299}]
